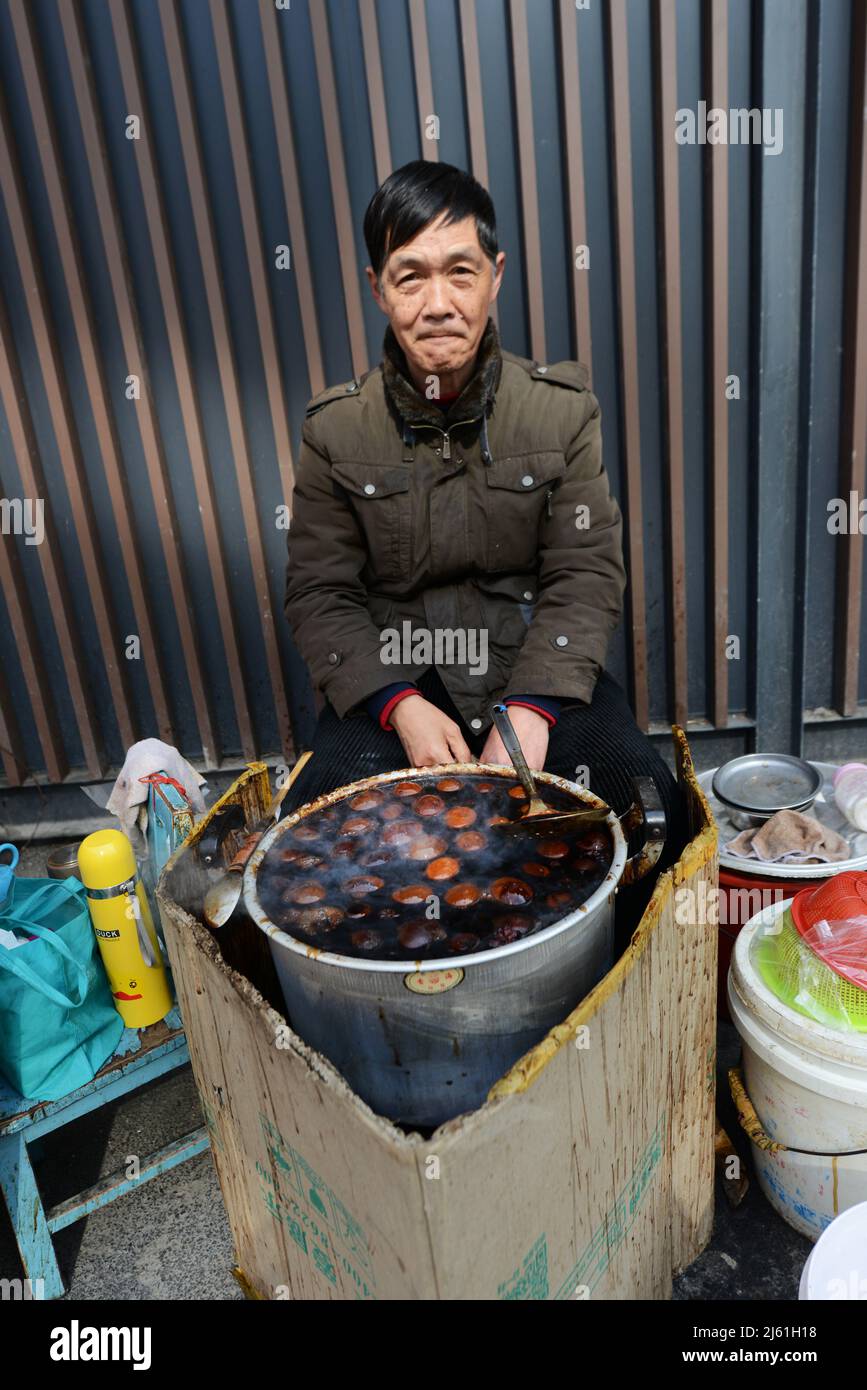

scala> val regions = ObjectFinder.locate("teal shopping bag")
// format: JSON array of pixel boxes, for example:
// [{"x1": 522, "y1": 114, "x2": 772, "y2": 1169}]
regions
[{"x1": 0, "y1": 876, "x2": 124, "y2": 1101}]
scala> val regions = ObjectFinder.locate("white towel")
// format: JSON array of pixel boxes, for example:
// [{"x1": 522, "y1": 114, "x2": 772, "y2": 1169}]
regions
[{"x1": 105, "y1": 739, "x2": 207, "y2": 847}]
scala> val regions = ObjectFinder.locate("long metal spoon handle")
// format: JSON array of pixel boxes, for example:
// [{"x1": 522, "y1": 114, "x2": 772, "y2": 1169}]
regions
[
  {"x1": 261, "y1": 750, "x2": 314, "y2": 824},
  {"x1": 491, "y1": 703, "x2": 539, "y2": 803}
]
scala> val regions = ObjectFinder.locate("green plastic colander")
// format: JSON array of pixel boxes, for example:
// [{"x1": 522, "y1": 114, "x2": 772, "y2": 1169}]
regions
[{"x1": 753, "y1": 906, "x2": 867, "y2": 1032}]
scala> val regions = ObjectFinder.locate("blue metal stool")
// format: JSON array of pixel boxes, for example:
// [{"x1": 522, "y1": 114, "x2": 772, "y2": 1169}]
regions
[{"x1": 0, "y1": 1005, "x2": 209, "y2": 1298}]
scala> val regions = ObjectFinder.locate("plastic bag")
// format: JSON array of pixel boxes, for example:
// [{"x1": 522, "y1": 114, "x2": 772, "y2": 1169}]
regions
[{"x1": 751, "y1": 908, "x2": 867, "y2": 1033}]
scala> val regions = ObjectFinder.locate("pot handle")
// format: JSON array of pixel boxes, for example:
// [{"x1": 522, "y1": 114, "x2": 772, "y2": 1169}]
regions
[
  {"x1": 226, "y1": 830, "x2": 265, "y2": 873},
  {"x1": 196, "y1": 803, "x2": 247, "y2": 867},
  {"x1": 619, "y1": 776, "x2": 666, "y2": 885}
]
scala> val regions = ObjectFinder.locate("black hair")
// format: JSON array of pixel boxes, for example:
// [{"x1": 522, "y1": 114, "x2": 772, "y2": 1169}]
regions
[{"x1": 363, "y1": 160, "x2": 498, "y2": 280}]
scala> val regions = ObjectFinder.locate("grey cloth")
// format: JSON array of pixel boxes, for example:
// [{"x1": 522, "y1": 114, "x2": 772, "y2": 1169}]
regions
[{"x1": 726, "y1": 809, "x2": 850, "y2": 864}]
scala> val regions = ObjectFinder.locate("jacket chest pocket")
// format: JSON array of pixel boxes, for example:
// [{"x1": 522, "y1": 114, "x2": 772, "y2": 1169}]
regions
[
  {"x1": 332, "y1": 461, "x2": 411, "y2": 581},
  {"x1": 483, "y1": 454, "x2": 566, "y2": 572}
]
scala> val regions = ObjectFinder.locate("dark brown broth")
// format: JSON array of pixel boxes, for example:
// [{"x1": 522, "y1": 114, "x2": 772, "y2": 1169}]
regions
[{"x1": 256, "y1": 774, "x2": 613, "y2": 961}]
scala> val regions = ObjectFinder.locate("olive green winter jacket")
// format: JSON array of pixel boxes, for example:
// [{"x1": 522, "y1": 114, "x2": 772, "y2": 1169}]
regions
[{"x1": 284, "y1": 317, "x2": 626, "y2": 735}]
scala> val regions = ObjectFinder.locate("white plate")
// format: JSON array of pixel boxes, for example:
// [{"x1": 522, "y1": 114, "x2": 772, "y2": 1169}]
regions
[{"x1": 699, "y1": 762, "x2": 867, "y2": 878}]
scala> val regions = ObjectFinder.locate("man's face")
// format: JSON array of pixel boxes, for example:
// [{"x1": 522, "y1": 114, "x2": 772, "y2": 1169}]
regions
[{"x1": 366, "y1": 213, "x2": 505, "y2": 383}]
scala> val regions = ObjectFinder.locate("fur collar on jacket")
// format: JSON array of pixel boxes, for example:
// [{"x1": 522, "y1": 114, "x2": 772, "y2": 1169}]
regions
[{"x1": 381, "y1": 316, "x2": 503, "y2": 430}]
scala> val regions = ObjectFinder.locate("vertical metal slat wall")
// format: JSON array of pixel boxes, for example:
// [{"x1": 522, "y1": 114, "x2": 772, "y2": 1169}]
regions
[{"x1": 0, "y1": 0, "x2": 865, "y2": 798}]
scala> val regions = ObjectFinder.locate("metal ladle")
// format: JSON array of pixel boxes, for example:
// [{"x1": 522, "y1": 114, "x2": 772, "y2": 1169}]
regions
[{"x1": 489, "y1": 702, "x2": 611, "y2": 835}]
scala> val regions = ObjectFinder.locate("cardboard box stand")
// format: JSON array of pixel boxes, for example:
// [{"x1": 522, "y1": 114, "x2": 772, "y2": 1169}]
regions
[{"x1": 156, "y1": 727, "x2": 718, "y2": 1300}]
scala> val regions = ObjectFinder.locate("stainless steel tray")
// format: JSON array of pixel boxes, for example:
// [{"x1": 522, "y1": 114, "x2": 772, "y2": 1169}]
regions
[
  {"x1": 700, "y1": 762, "x2": 867, "y2": 878},
  {"x1": 712, "y1": 752, "x2": 821, "y2": 813}
]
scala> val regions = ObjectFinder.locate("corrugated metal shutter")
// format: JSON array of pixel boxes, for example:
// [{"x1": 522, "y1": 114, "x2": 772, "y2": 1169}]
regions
[{"x1": 0, "y1": 0, "x2": 864, "y2": 792}]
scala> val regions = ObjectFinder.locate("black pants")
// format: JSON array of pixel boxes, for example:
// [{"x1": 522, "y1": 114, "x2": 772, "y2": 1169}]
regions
[{"x1": 284, "y1": 669, "x2": 690, "y2": 937}]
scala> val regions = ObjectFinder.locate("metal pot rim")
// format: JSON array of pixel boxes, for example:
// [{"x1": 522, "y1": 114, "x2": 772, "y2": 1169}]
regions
[{"x1": 242, "y1": 763, "x2": 628, "y2": 972}]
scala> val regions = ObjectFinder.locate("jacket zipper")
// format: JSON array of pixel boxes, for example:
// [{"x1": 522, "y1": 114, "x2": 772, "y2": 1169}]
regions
[
  {"x1": 546, "y1": 489, "x2": 554, "y2": 518},
  {"x1": 411, "y1": 417, "x2": 479, "y2": 462}
]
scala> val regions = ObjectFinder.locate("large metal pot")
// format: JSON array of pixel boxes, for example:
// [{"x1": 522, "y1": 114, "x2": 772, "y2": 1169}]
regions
[{"x1": 243, "y1": 764, "x2": 664, "y2": 1130}]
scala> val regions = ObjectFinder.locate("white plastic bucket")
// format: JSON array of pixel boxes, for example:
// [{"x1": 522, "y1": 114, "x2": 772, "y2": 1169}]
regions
[
  {"x1": 799, "y1": 1201, "x2": 867, "y2": 1299},
  {"x1": 746, "y1": 1131, "x2": 867, "y2": 1241},
  {"x1": 728, "y1": 899, "x2": 867, "y2": 1152}
]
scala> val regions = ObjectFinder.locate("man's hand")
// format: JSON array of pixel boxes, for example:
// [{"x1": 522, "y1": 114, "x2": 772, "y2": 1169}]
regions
[
  {"x1": 390, "y1": 695, "x2": 473, "y2": 766},
  {"x1": 479, "y1": 705, "x2": 549, "y2": 772}
]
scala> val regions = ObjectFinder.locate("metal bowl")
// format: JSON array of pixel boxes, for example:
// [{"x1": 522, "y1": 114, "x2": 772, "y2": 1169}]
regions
[{"x1": 712, "y1": 754, "x2": 822, "y2": 829}]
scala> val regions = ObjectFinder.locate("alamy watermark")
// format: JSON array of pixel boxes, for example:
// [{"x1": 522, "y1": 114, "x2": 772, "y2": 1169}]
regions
[
  {"x1": 0, "y1": 497, "x2": 44, "y2": 545},
  {"x1": 675, "y1": 882, "x2": 785, "y2": 927},
  {"x1": 380, "y1": 622, "x2": 488, "y2": 676},
  {"x1": 0, "y1": 1276, "x2": 44, "y2": 1299},
  {"x1": 49, "y1": 1322, "x2": 151, "y2": 1369},
  {"x1": 675, "y1": 102, "x2": 783, "y2": 157},
  {"x1": 827, "y1": 491, "x2": 867, "y2": 534}
]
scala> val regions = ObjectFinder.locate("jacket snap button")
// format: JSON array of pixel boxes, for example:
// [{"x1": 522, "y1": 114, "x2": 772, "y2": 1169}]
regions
[
  {"x1": 347, "y1": 382, "x2": 357, "y2": 392},
  {"x1": 555, "y1": 635, "x2": 568, "y2": 647},
  {"x1": 537, "y1": 365, "x2": 548, "y2": 374},
  {"x1": 521, "y1": 475, "x2": 534, "y2": 487},
  {"x1": 364, "y1": 483, "x2": 376, "y2": 495},
  {"x1": 327, "y1": 651, "x2": 340, "y2": 665},
  {"x1": 523, "y1": 590, "x2": 534, "y2": 601},
  {"x1": 470, "y1": 718, "x2": 483, "y2": 730}
]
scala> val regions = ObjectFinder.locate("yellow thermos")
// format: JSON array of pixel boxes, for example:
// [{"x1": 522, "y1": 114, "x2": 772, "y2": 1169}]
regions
[{"x1": 77, "y1": 829, "x2": 173, "y2": 1028}]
